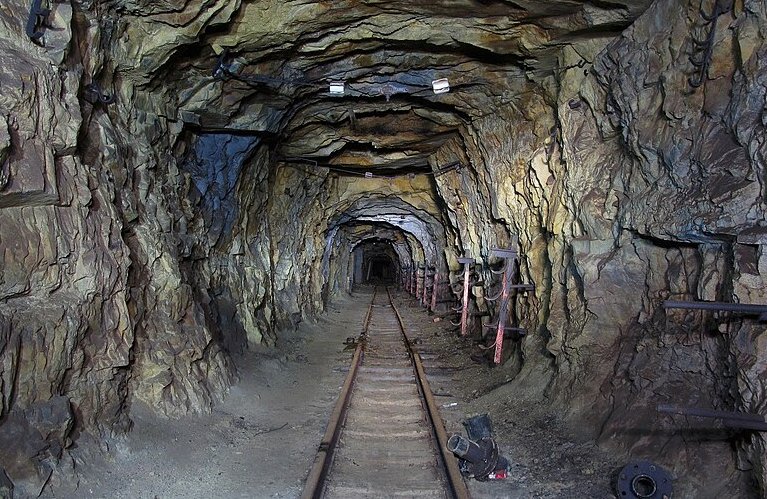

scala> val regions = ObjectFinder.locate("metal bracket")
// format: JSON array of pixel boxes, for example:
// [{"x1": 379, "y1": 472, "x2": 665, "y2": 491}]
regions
[
  {"x1": 489, "y1": 248, "x2": 517, "y2": 259},
  {"x1": 433, "y1": 161, "x2": 461, "y2": 177},
  {"x1": 482, "y1": 324, "x2": 526, "y2": 336}
]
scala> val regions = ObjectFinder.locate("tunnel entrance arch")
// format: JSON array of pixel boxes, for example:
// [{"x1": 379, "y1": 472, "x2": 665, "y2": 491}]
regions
[{"x1": 352, "y1": 238, "x2": 400, "y2": 284}]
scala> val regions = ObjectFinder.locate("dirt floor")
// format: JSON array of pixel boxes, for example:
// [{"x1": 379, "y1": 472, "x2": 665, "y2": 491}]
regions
[
  {"x1": 43, "y1": 288, "x2": 622, "y2": 499},
  {"x1": 390, "y1": 293, "x2": 621, "y2": 499}
]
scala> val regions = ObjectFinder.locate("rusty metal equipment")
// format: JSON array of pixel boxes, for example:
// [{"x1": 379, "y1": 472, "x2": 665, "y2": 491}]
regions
[
  {"x1": 433, "y1": 161, "x2": 462, "y2": 177},
  {"x1": 663, "y1": 300, "x2": 767, "y2": 321},
  {"x1": 402, "y1": 265, "x2": 411, "y2": 292},
  {"x1": 616, "y1": 460, "x2": 673, "y2": 499},
  {"x1": 447, "y1": 435, "x2": 507, "y2": 481},
  {"x1": 447, "y1": 414, "x2": 509, "y2": 481},
  {"x1": 484, "y1": 246, "x2": 535, "y2": 364},
  {"x1": 455, "y1": 257, "x2": 474, "y2": 336},
  {"x1": 430, "y1": 271, "x2": 440, "y2": 312},
  {"x1": 415, "y1": 265, "x2": 425, "y2": 299},
  {"x1": 657, "y1": 404, "x2": 767, "y2": 431},
  {"x1": 422, "y1": 265, "x2": 433, "y2": 308}
]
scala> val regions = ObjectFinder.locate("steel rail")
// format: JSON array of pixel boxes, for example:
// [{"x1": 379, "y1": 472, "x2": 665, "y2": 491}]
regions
[
  {"x1": 300, "y1": 288, "x2": 376, "y2": 499},
  {"x1": 387, "y1": 288, "x2": 471, "y2": 499}
]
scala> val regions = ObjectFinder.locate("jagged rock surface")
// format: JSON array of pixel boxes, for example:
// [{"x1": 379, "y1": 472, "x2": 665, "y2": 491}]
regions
[{"x1": 1, "y1": 0, "x2": 767, "y2": 497}]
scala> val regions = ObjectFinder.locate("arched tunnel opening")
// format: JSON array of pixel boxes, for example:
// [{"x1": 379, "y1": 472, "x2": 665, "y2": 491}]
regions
[
  {"x1": 353, "y1": 239, "x2": 399, "y2": 284},
  {"x1": 1, "y1": 1, "x2": 767, "y2": 498}
]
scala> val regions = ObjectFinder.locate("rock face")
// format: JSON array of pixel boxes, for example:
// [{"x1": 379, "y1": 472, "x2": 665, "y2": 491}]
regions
[{"x1": 1, "y1": 0, "x2": 766, "y2": 496}]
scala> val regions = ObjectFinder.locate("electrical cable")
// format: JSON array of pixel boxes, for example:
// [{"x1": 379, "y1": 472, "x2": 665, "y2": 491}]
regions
[
  {"x1": 212, "y1": 50, "x2": 452, "y2": 99},
  {"x1": 280, "y1": 156, "x2": 464, "y2": 180}
]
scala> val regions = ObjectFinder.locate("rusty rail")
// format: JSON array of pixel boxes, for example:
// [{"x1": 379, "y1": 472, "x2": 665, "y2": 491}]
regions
[
  {"x1": 300, "y1": 288, "x2": 375, "y2": 499},
  {"x1": 301, "y1": 288, "x2": 469, "y2": 498},
  {"x1": 388, "y1": 288, "x2": 471, "y2": 499}
]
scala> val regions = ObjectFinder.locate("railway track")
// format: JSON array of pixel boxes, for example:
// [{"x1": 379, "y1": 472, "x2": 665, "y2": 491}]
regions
[{"x1": 302, "y1": 286, "x2": 469, "y2": 498}]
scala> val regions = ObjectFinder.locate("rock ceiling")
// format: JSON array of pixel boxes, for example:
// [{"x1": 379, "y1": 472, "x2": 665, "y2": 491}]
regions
[
  {"x1": 113, "y1": 0, "x2": 654, "y2": 173},
  {"x1": 4, "y1": 1, "x2": 767, "y2": 497}
]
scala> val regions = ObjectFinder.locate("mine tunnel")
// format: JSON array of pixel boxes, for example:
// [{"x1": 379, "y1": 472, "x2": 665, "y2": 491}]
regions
[
  {"x1": 1, "y1": 0, "x2": 766, "y2": 498},
  {"x1": 353, "y1": 238, "x2": 399, "y2": 284}
]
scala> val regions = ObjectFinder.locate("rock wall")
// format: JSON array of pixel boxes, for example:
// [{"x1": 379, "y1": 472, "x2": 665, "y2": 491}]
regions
[
  {"x1": 1, "y1": 0, "x2": 766, "y2": 496},
  {"x1": 430, "y1": 0, "x2": 767, "y2": 495},
  {"x1": 0, "y1": 2, "x2": 248, "y2": 493}
]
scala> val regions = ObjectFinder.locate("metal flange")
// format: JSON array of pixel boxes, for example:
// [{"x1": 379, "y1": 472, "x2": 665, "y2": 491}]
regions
[{"x1": 616, "y1": 460, "x2": 673, "y2": 498}]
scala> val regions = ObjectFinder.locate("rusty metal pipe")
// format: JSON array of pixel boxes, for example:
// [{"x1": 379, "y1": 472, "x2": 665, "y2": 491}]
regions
[
  {"x1": 493, "y1": 263, "x2": 511, "y2": 364},
  {"x1": 458, "y1": 257, "x2": 474, "y2": 336},
  {"x1": 657, "y1": 404, "x2": 764, "y2": 422},
  {"x1": 447, "y1": 435, "x2": 485, "y2": 463},
  {"x1": 663, "y1": 300, "x2": 767, "y2": 320},
  {"x1": 430, "y1": 272, "x2": 439, "y2": 312}
]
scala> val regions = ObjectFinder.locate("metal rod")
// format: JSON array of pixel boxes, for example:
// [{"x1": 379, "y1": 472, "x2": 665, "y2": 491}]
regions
[
  {"x1": 723, "y1": 419, "x2": 767, "y2": 432},
  {"x1": 663, "y1": 300, "x2": 767, "y2": 319},
  {"x1": 459, "y1": 257, "x2": 474, "y2": 337},
  {"x1": 430, "y1": 272, "x2": 439, "y2": 312},
  {"x1": 493, "y1": 260, "x2": 512, "y2": 365},
  {"x1": 657, "y1": 404, "x2": 764, "y2": 423}
]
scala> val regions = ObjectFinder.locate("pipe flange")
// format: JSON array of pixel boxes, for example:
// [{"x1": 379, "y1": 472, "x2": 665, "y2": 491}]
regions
[{"x1": 616, "y1": 460, "x2": 673, "y2": 498}]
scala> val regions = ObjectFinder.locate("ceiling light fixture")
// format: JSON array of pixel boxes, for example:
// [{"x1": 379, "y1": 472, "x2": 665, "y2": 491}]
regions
[
  {"x1": 329, "y1": 81, "x2": 345, "y2": 95},
  {"x1": 432, "y1": 78, "x2": 450, "y2": 94}
]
